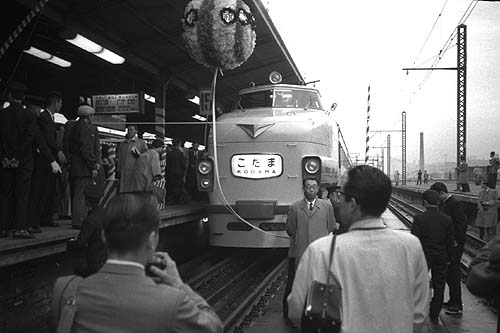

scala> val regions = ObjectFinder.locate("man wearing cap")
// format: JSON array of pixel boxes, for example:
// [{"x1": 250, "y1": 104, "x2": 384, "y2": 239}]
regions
[
  {"x1": 69, "y1": 105, "x2": 101, "y2": 229},
  {"x1": 28, "y1": 91, "x2": 66, "y2": 232}
]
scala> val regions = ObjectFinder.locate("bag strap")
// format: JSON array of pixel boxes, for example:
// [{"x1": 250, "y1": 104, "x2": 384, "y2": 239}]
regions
[
  {"x1": 326, "y1": 235, "x2": 336, "y2": 286},
  {"x1": 53, "y1": 275, "x2": 82, "y2": 333}
]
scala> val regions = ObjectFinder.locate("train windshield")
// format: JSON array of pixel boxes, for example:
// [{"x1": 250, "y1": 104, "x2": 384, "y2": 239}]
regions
[{"x1": 236, "y1": 88, "x2": 323, "y2": 110}]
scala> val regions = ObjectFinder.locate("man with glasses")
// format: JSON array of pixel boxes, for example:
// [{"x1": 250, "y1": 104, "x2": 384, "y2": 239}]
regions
[
  {"x1": 288, "y1": 166, "x2": 429, "y2": 332},
  {"x1": 282, "y1": 177, "x2": 335, "y2": 321}
]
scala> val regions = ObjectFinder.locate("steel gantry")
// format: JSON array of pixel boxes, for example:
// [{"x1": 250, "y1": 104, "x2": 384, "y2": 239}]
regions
[
  {"x1": 403, "y1": 24, "x2": 467, "y2": 172},
  {"x1": 457, "y1": 24, "x2": 467, "y2": 167}
]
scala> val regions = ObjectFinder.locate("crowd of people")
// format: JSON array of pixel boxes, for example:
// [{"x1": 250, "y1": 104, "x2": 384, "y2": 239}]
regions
[
  {"x1": 0, "y1": 81, "x2": 204, "y2": 241},
  {"x1": 283, "y1": 166, "x2": 499, "y2": 331}
]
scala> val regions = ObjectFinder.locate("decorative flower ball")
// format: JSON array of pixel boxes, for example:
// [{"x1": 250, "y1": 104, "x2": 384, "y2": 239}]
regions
[{"x1": 182, "y1": 0, "x2": 256, "y2": 70}]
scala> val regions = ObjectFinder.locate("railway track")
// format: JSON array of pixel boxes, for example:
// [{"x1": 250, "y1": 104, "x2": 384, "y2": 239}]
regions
[
  {"x1": 180, "y1": 248, "x2": 287, "y2": 332},
  {"x1": 388, "y1": 196, "x2": 487, "y2": 270}
]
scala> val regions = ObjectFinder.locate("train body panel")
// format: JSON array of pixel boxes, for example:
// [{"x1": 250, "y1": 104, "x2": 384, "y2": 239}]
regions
[{"x1": 198, "y1": 79, "x2": 347, "y2": 248}]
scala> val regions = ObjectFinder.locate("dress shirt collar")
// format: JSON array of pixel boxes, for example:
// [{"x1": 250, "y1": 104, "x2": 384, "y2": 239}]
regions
[
  {"x1": 106, "y1": 259, "x2": 145, "y2": 270},
  {"x1": 43, "y1": 108, "x2": 54, "y2": 121},
  {"x1": 305, "y1": 198, "x2": 316, "y2": 207},
  {"x1": 348, "y1": 217, "x2": 386, "y2": 231}
]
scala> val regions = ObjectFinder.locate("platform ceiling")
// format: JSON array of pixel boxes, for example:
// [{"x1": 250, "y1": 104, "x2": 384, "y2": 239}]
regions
[{"x1": 1, "y1": 0, "x2": 304, "y2": 141}]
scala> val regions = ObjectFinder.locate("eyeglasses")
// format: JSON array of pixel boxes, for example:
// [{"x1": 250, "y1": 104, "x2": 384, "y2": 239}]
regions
[
  {"x1": 304, "y1": 185, "x2": 319, "y2": 190},
  {"x1": 335, "y1": 190, "x2": 357, "y2": 202}
]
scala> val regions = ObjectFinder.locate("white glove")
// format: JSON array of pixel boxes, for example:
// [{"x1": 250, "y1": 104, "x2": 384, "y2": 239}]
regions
[{"x1": 50, "y1": 161, "x2": 62, "y2": 174}]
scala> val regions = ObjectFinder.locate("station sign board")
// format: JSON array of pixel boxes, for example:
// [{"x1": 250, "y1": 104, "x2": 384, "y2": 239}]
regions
[
  {"x1": 92, "y1": 92, "x2": 144, "y2": 114},
  {"x1": 199, "y1": 89, "x2": 212, "y2": 116}
]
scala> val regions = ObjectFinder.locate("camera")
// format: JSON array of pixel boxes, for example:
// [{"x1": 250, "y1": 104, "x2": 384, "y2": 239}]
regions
[{"x1": 145, "y1": 261, "x2": 166, "y2": 277}]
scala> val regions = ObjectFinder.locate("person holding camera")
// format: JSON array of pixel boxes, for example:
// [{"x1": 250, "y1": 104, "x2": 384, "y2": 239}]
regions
[
  {"x1": 475, "y1": 181, "x2": 498, "y2": 241},
  {"x1": 52, "y1": 192, "x2": 222, "y2": 332}
]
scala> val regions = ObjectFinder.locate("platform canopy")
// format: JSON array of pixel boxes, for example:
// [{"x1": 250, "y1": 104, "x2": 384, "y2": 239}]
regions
[{"x1": 1, "y1": 0, "x2": 304, "y2": 142}]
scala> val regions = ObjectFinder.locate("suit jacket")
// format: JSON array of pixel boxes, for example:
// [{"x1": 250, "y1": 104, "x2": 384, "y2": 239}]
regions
[
  {"x1": 69, "y1": 119, "x2": 100, "y2": 177},
  {"x1": 0, "y1": 102, "x2": 37, "y2": 169},
  {"x1": 411, "y1": 207, "x2": 455, "y2": 260},
  {"x1": 441, "y1": 195, "x2": 468, "y2": 245},
  {"x1": 36, "y1": 109, "x2": 58, "y2": 163},
  {"x1": 53, "y1": 263, "x2": 223, "y2": 333},
  {"x1": 285, "y1": 198, "x2": 335, "y2": 267}
]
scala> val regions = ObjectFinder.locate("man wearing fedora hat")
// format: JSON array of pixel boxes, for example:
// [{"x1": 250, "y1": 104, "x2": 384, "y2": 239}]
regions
[{"x1": 68, "y1": 105, "x2": 101, "y2": 229}]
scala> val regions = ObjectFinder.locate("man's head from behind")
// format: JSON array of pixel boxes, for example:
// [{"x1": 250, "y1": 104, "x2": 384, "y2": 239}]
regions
[
  {"x1": 422, "y1": 189, "x2": 439, "y2": 207},
  {"x1": 104, "y1": 193, "x2": 160, "y2": 261},
  {"x1": 339, "y1": 165, "x2": 391, "y2": 226},
  {"x1": 430, "y1": 182, "x2": 449, "y2": 202}
]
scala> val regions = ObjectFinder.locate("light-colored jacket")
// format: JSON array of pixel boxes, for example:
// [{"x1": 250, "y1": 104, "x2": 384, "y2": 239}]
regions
[
  {"x1": 52, "y1": 263, "x2": 223, "y2": 333},
  {"x1": 285, "y1": 198, "x2": 335, "y2": 268},
  {"x1": 288, "y1": 218, "x2": 429, "y2": 333}
]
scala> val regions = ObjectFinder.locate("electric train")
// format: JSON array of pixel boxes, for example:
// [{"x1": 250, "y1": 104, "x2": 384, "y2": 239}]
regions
[{"x1": 197, "y1": 72, "x2": 351, "y2": 248}]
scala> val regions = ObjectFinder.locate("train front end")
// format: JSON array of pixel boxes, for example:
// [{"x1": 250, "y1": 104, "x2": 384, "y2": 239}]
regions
[{"x1": 197, "y1": 75, "x2": 339, "y2": 248}]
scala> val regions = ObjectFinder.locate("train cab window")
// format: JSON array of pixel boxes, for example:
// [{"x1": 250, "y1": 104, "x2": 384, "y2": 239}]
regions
[
  {"x1": 237, "y1": 90, "x2": 273, "y2": 109},
  {"x1": 273, "y1": 89, "x2": 323, "y2": 110}
]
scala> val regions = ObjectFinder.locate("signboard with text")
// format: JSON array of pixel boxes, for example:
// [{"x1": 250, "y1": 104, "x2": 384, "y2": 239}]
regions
[
  {"x1": 92, "y1": 92, "x2": 144, "y2": 114},
  {"x1": 199, "y1": 89, "x2": 212, "y2": 116}
]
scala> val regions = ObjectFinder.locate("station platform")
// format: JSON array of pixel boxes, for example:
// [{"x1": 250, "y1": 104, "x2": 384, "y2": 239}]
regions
[
  {"x1": 0, "y1": 203, "x2": 206, "y2": 268},
  {"x1": 398, "y1": 179, "x2": 491, "y2": 197},
  {"x1": 240, "y1": 208, "x2": 498, "y2": 333}
]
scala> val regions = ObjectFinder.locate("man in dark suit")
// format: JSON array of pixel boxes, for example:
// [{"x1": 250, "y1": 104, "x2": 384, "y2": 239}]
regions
[
  {"x1": 0, "y1": 82, "x2": 36, "y2": 238},
  {"x1": 430, "y1": 182, "x2": 468, "y2": 316},
  {"x1": 186, "y1": 142, "x2": 201, "y2": 200},
  {"x1": 69, "y1": 105, "x2": 101, "y2": 229},
  {"x1": 28, "y1": 91, "x2": 66, "y2": 232},
  {"x1": 411, "y1": 189, "x2": 456, "y2": 321},
  {"x1": 52, "y1": 192, "x2": 223, "y2": 332}
]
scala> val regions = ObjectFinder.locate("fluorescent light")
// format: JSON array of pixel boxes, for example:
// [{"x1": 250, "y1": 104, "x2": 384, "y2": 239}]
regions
[
  {"x1": 192, "y1": 114, "x2": 206, "y2": 121},
  {"x1": 142, "y1": 132, "x2": 156, "y2": 139},
  {"x1": 66, "y1": 33, "x2": 125, "y2": 64},
  {"x1": 94, "y1": 48, "x2": 125, "y2": 65},
  {"x1": 66, "y1": 34, "x2": 102, "y2": 53},
  {"x1": 144, "y1": 93, "x2": 156, "y2": 103},
  {"x1": 189, "y1": 96, "x2": 200, "y2": 105},
  {"x1": 97, "y1": 126, "x2": 127, "y2": 137},
  {"x1": 24, "y1": 46, "x2": 71, "y2": 67}
]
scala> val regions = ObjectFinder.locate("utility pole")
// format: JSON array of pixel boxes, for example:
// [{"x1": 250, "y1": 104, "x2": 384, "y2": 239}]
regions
[
  {"x1": 402, "y1": 111, "x2": 407, "y2": 185},
  {"x1": 387, "y1": 135, "x2": 391, "y2": 178},
  {"x1": 403, "y1": 24, "x2": 467, "y2": 172}
]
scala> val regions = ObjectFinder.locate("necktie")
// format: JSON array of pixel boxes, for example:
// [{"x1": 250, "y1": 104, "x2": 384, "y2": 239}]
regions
[{"x1": 309, "y1": 202, "x2": 313, "y2": 210}]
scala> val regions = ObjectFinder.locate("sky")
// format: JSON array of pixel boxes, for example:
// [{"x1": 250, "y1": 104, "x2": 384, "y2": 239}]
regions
[{"x1": 264, "y1": 0, "x2": 500, "y2": 172}]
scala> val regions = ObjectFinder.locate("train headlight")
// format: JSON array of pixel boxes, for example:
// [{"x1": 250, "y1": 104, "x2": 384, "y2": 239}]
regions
[
  {"x1": 269, "y1": 71, "x2": 282, "y2": 84},
  {"x1": 304, "y1": 158, "x2": 320, "y2": 174},
  {"x1": 200, "y1": 178, "x2": 211, "y2": 189},
  {"x1": 198, "y1": 161, "x2": 212, "y2": 175}
]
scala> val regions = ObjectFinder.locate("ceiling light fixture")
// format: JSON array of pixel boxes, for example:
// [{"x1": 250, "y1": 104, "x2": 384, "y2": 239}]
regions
[
  {"x1": 192, "y1": 114, "x2": 207, "y2": 121},
  {"x1": 144, "y1": 93, "x2": 156, "y2": 103},
  {"x1": 65, "y1": 33, "x2": 125, "y2": 64},
  {"x1": 189, "y1": 96, "x2": 200, "y2": 105},
  {"x1": 24, "y1": 46, "x2": 71, "y2": 67}
]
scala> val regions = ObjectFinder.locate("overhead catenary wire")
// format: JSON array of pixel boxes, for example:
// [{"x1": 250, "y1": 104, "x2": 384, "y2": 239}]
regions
[
  {"x1": 412, "y1": 0, "x2": 450, "y2": 66},
  {"x1": 410, "y1": 0, "x2": 478, "y2": 94}
]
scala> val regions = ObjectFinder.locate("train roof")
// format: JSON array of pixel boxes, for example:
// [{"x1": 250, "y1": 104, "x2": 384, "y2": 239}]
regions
[{"x1": 238, "y1": 84, "x2": 321, "y2": 96}]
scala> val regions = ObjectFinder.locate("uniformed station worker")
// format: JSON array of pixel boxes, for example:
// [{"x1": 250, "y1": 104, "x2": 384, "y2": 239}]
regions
[{"x1": 68, "y1": 105, "x2": 101, "y2": 229}]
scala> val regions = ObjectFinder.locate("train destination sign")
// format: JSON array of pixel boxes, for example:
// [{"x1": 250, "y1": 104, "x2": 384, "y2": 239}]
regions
[
  {"x1": 92, "y1": 92, "x2": 144, "y2": 114},
  {"x1": 231, "y1": 154, "x2": 283, "y2": 179}
]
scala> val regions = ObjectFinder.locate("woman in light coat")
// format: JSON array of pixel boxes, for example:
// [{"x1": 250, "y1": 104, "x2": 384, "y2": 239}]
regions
[{"x1": 475, "y1": 181, "x2": 499, "y2": 241}]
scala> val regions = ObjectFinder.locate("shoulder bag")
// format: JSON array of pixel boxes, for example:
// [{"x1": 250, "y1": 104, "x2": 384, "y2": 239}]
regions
[
  {"x1": 52, "y1": 275, "x2": 82, "y2": 333},
  {"x1": 301, "y1": 235, "x2": 342, "y2": 333}
]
